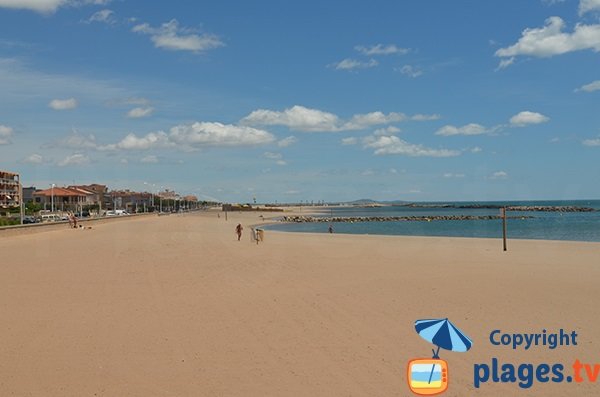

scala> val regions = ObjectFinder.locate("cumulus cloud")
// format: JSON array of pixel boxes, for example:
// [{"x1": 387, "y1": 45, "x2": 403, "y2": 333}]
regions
[
  {"x1": 443, "y1": 173, "x2": 466, "y2": 178},
  {"x1": 490, "y1": 171, "x2": 508, "y2": 179},
  {"x1": 509, "y1": 111, "x2": 549, "y2": 126},
  {"x1": 58, "y1": 131, "x2": 98, "y2": 149},
  {"x1": 398, "y1": 65, "x2": 423, "y2": 78},
  {"x1": 345, "y1": 111, "x2": 406, "y2": 129},
  {"x1": 140, "y1": 155, "x2": 158, "y2": 163},
  {"x1": 241, "y1": 105, "x2": 413, "y2": 132},
  {"x1": 104, "y1": 131, "x2": 172, "y2": 150},
  {"x1": 373, "y1": 126, "x2": 401, "y2": 136},
  {"x1": 341, "y1": 137, "x2": 358, "y2": 145},
  {"x1": 363, "y1": 135, "x2": 460, "y2": 157},
  {"x1": 0, "y1": 0, "x2": 111, "y2": 14},
  {"x1": 263, "y1": 152, "x2": 282, "y2": 160},
  {"x1": 169, "y1": 122, "x2": 274, "y2": 147},
  {"x1": 23, "y1": 153, "x2": 44, "y2": 164},
  {"x1": 576, "y1": 80, "x2": 600, "y2": 92},
  {"x1": 435, "y1": 123, "x2": 487, "y2": 136},
  {"x1": 471, "y1": 146, "x2": 483, "y2": 153},
  {"x1": 579, "y1": 0, "x2": 600, "y2": 15},
  {"x1": 49, "y1": 97, "x2": 78, "y2": 110},
  {"x1": 583, "y1": 137, "x2": 600, "y2": 146},
  {"x1": 57, "y1": 153, "x2": 89, "y2": 167},
  {"x1": 412, "y1": 114, "x2": 441, "y2": 121},
  {"x1": 86, "y1": 8, "x2": 115, "y2": 24},
  {"x1": 0, "y1": 124, "x2": 14, "y2": 144},
  {"x1": 127, "y1": 106, "x2": 154, "y2": 118},
  {"x1": 331, "y1": 58, "x2": 378, "y2": 70},
  {"x1": 0, "y1": 0, "x2": 68, "y2": 13},
  {"x1": 495, "y1": 17, "x2": 600, "y2": 67},
  {"x1": 355, "y1": 44, "x2": 409, "y2": 56},
  {"x1": 242, "y1": 105, "x2": 341, "y2": 132},
  {"x1": 132, "y1": 19, "x2": 224, "y2": 53},
  {"x1": 277, "y1": 136, "x2": 297, "y2": 147}
]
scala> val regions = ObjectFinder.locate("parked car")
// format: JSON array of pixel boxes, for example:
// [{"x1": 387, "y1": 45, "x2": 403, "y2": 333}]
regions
[{"x1": 22, "y1": 216, "x2": 38, "y2": 224}]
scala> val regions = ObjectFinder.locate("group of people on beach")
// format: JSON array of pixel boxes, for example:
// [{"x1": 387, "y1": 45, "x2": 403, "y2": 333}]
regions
[
  {"x1": 67, "y1": 212, "x2": 78, "y2": 228},
  {"x1": 235, "y1": 223, "x2": 264, "y2": 244}
]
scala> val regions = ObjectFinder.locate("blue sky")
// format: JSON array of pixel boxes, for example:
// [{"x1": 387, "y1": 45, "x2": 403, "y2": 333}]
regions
[{"x1": 1, "y1": 0, "x2": 599, "y2": 203}]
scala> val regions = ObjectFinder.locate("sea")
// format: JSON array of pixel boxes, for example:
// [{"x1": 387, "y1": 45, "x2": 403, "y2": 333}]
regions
[{"x1": 263, "y1": 200, "x2": 600, "y2": 242}]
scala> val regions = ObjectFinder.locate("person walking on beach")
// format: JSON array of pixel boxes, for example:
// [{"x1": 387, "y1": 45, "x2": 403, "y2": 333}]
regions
[
  {"x1": 235, "y1": 223, "x2": 243, "y2": 241},
  {"x1": 328, "y1": 224, "x2": 334, "y2": 234}
]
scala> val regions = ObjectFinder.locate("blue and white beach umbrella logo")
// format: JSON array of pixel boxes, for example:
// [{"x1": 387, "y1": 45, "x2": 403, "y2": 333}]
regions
[{"x1": 407, "y1": 318, "x2": 473, "y2": 395}]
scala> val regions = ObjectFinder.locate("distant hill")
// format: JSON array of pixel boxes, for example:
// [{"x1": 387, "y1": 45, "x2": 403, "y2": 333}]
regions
[{"x1": 342, "y1": 199, "x2": 409, "y2": 206}]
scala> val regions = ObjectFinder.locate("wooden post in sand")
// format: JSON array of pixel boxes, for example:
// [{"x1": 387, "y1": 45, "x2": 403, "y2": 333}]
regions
[{"x1": 501, "y1": 207, "x2": 507, "y2": 251}]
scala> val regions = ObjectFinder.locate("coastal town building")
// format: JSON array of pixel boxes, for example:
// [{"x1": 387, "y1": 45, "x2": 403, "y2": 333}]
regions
[
  {"x1": 33, "y1": 186, "x2": 95, "y2": 212},
  {"x1": 0, "y1": 170, "x2": 21, "y2": 209}
]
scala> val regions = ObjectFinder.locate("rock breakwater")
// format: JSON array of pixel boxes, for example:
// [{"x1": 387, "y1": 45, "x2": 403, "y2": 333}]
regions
[{"x1": 280, "y1": 215, "x2": 534, "y2": 223}]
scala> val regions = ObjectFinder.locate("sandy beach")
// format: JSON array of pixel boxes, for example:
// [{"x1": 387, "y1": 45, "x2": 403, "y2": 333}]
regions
[{"x1": 1, "y1": 210, "x2": 600, "y2": 396}]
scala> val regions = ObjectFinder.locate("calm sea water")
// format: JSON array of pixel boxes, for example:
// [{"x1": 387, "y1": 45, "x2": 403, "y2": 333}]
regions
[{"x1": 264, "y1": 200, "x2": 600, "y2": 242}]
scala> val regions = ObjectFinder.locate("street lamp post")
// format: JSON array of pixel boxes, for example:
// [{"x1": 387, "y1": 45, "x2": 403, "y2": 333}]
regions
[{"x1": 51, "y1": 183, "x2": 55, "y2": 213}]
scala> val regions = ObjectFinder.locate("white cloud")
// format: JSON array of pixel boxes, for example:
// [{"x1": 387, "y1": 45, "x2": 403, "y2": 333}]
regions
[
  {"x1": 345, "y1": 111, "x2": 406, "y2": 129},
  {"x1": 169, "y1": 122, "x2": 275, "y2": 147},
  {"x1": 58, "y1": 131, "x2": 98, "y2": 149},
  {"x1": 0, "y1": 0, "x2": 67, "y2": 13},
  {"x1": 49, "y1": 97, "x2": 78, "y2": 110},
  {"x1": 411, "y1": 114, "x2": 441, "y2": 121},
  {"x1": 471, "y1": 146, "x2": 483, "y2": 153},
  {"x1": 576, "y1": 80, "x2": 600, "y2": 92},
  {"x1": 355, "y1": 44, "x2": 410, "y2": 56},
  {"x1": 389, "y1": 168, "x2": 398, "y2": 174},
  {"x1": 0, "y1": 124, "x2": 14, "y2": 144},
  {"x1": 550, "y1": 137, "x2": 560, "y2": 143},
  {"x1": 490, "y1": 171, "x2": 508, "y2": 180},
  {"x1": 363, "y1": 135, "x2": 460, "y2": 157},
  {"x1": 583, "y1": 137, "x2": 600, "y2": 146},
  {"x1": 86, "y1": 9, "x2": 115, "y2": 24},
  {"x1": 331, "y1": 58, "x2": 378, "y2": 70},
  {"x1": 495, "y1": 17, "x2": 600, "y2": 67},
  {"x1": 495, "y1": 57, "x2": 515, "y2": 70},
  {"x1": 398, "y1": 65, "x2": 423, "y2": 78},
  {"x1": 0, "y1": 0, "x2": 111, "y2": 14},
  {"x1": 23, "y1": 153, "x2": 44, "y2": 164},
  {"x1": 263, "y1": 152, "x2": 282, "y2": 160},
  {"x1": 127, "y1": 106, "x2": 154, "y2": 118},
  {"x1": 443, "y1": 173, "x2": 466, "y2": 178},
  {"x1": 277, "y1": 136, "x2": 297, "y2": 147},
  {"x1": 275, "y1": 160, "x2": 287, "y2": 166},
  {"x1": 242, "y1": 105, "x2": 408, "y2": 132},
  {"x1": 242, "y1": 105, "x2": 341, "y2": 132},
  {"x1": 509, "y1": 111, "x2": 549, "y2": 126},
  {"x1": 104, "y1": 131, "x2": 172, "y2": 150},
  {"x1": 373, "y1": 126, "x2": 401, "y2": 136},
  {"x1": 99, "y1": 122, "x2": 275, "y2": 152},
  {"x1": 341, "y1": 137, "x2": 358, "y2": 145},
  {"x1": 140, "y1": 155, "x2": 158, "y2": 163},
  {"x1": 132, "y1": 19, "x2": 224, "y2": 53},
  {"x1": 435, "y1": 123, "x2": 487, "y2": 136},
  {"x1": 58, "y1": 153, "x2": 89, "y2": 167},
  {"x1": 580, "y1": 0, "x2": 600, "y2": 15},
  {"x1": 361, "y1": 169, "x2": 375, "y2": 176}
]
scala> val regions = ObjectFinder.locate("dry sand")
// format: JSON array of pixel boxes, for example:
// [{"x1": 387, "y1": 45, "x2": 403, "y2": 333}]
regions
[{"x1": 1, "y1": 210, "x2": 599, "y2": 396}]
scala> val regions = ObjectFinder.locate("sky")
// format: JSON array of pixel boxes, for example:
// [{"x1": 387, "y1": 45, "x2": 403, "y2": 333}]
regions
[{"x1": 0, "y1": 0, "x2": 599, "y2": 203}]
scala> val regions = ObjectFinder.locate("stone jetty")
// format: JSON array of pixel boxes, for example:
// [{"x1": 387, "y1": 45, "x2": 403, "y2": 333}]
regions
[
  {"x1": 402, "y1": 204, "x2": 595, "y2": 212},
  {"x1": 280, "y1": 215, "x2": 534, "y2": 223}
]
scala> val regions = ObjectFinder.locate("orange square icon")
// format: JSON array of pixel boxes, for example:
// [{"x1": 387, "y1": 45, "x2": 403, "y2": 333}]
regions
[{"x1": 407, "y1": 358, "x2": 448, "y2": 395}]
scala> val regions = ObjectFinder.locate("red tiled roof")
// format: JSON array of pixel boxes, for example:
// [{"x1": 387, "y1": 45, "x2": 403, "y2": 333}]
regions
[{"x1": 34, "y1": 187, "x2": 91, "y2": 197}]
